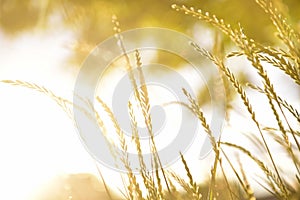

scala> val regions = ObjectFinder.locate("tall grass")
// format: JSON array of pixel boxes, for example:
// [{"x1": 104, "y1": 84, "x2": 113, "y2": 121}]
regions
[{"x1": 2, "y1": 0, "x2": 300, "y2": 199}]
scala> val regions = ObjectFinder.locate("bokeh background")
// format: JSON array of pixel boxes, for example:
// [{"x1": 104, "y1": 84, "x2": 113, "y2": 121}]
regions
[{"x1": 0, "y1": 0, "x2": 300, "y2": 199}]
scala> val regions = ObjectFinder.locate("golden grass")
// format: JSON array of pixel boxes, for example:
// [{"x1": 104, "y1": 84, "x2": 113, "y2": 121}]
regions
[{"x1": 2, "y1": 0, "x2": 300, "y2": 199}]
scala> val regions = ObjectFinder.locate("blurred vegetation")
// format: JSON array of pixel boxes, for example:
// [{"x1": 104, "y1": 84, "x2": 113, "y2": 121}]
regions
[
  {"x1": 31, "y1": 173, "x2": 120, "y2": 200},
  {"x1": 2, "y1": 1, "x2": 300, "y2": 199},
  {"x1": 1, "y1": 0, "x2": 300, "y2": 65}
]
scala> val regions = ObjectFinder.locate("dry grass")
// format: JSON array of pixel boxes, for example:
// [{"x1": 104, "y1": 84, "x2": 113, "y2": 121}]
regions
[{"x1": 2, "y1": 0, "x2": 300, "y2": 199}]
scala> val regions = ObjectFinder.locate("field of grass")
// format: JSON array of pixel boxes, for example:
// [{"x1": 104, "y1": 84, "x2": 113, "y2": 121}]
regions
[{"x1": 1, "y1": 0, "x2": 300, "y2": 199}]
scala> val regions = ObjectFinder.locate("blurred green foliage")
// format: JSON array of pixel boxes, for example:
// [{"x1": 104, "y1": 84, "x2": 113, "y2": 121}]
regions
[
  {"x1": 1, "y1": 0, "x2": 299, "y2": 107},
  {"x1": 1, "y1": 0, "x2": 299, "y2": 64}
]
